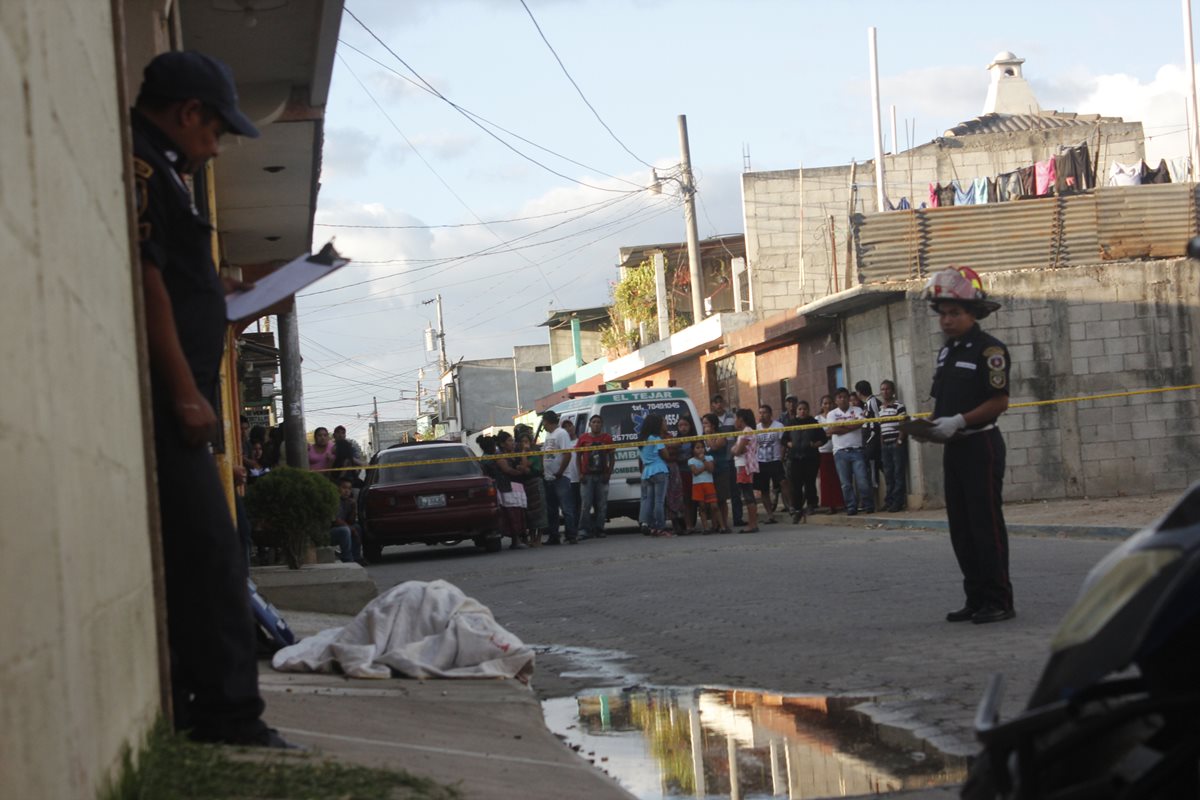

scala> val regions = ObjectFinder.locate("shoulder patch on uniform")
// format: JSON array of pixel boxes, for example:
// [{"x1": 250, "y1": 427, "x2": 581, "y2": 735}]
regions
[
  {"x1": 133, "y1": 157, "x2": 154, "y2": 179},
  {"x1": 984, "y1": 345, "x2": 1008, "y2": 389}
]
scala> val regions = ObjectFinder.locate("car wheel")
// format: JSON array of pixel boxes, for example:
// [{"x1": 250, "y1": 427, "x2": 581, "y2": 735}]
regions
[{"x1": 481, "y1": 534, "x2": 503, "y2": 554}]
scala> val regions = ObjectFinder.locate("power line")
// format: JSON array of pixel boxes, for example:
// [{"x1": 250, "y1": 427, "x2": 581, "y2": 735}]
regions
[
  {"x1": 517, "y1": 0, "x2": 655, "y2": 170},
  {"x1": 450, "y1": 198, "x2": 683, "y2": 335},
  {"x1": 342, "y1": 9, "x2": 649, "y2": 195},
  {"x1": 335, "y1": 53, "x2": 564, "y2": 306},
  {"x1": 338, "y1": 40, "x2": 649, "y2": 192},
  {"x1": 299, "y1": 191, "x2": 669, "y2": 301},
  {"x1": 313, "y1": 196, "x2": 625, "y2": 229}
]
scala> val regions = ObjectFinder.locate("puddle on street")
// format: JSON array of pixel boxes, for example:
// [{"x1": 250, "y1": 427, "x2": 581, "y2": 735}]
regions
[{"x1": 542, "y1": 686, "x2": 968, "y2": 800}]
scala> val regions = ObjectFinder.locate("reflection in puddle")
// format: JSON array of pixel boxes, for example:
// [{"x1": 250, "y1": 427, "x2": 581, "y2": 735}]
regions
[{"x1": 543, "y1": 687, "x2": 967, "y2": 799}]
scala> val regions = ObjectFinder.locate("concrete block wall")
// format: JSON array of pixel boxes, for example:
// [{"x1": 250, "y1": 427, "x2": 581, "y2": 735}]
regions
[
  {"x1": 742, "y1": 169, "x2": 802, "y2": 314},
  {"x1": 1, "y1": 2, "x2": 162, "y2": 798},
  {"x1": 987, "y1": 259, "x2": 1200, "y2": 502},
  {"x1": 842, "y1": 259, "x2": 1200, "y2": 508},
  {"x1": 743, "y1": 122, "x2": 1147, "y2": 316}
]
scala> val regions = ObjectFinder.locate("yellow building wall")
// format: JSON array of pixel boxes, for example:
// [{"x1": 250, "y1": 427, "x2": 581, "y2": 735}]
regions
[{"x1": 0, "y1": 2, "x2": 161, "y2": 797}]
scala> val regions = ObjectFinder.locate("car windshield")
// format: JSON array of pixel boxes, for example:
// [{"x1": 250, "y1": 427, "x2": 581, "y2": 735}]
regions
[{"x1": 375, "y1": 445, "x2": 481, "y2": 484}]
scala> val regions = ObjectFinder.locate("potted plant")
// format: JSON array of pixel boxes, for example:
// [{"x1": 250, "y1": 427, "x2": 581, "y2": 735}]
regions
[{"x1": 245, "y1": 466, "x2": 339, "y2": 569}]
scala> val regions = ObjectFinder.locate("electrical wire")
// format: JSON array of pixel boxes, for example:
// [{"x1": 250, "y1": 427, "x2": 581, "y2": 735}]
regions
[
  {"x1": 342, "y1": 9, "x2": 650, "y2": 194},
  {"x1": 299, "y1": 191, "x2": 671, "y2": 304},
  {"x1": 337, "y1": 40, "x2": 649, "y2": 192},
  {"x1": 449, "y1": 198, "x2": 684, "y2": 335},
  {"x1": 334, "y1": 53, "x2": 564, "y2": 306},
  {"x1": 313, "y1": 196, "x2": 625, "y2": 229},
  {"x1": 517, "y1": 0, "x2": 655, "y2": 170}
]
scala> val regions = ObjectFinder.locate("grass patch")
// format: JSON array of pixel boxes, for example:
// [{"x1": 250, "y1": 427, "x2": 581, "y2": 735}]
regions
[{"x1": 100, "y1": 719, "x2": 461, "y2": 800}]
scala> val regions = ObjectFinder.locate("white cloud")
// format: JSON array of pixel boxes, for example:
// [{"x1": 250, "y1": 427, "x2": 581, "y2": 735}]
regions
[
  {"x1": 407, "y1": 132, "x2": 478, "y2": 160},
  {"x1": 1054, "y1": 64, "x2": 1193, "y2": 164},
  {"x1": 321, "y1": 127, "x2": 380, "y2": 180},
  {"x1": 879, "y1": 65, "x2": 984, "y2": 124}
]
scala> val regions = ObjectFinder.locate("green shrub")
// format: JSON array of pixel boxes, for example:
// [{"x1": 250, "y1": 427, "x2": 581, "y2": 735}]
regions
[{"x1": 246, "y1": 466, "x2": 340, "y2": 569}]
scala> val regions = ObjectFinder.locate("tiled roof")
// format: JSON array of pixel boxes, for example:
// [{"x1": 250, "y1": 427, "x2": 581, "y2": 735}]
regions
[{"x1": 944, "y1": 110, "x2": 1125, "y2": 137}]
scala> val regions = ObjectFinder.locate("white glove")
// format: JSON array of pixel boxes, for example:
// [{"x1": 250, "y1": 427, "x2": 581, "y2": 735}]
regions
[{"x1": 927, "y1": 414, "x2": 966, "y2": 442}]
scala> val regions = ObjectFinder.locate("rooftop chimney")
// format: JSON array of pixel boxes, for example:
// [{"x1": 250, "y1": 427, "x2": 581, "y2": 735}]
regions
[{"x1": 983, "y1": 51, "x2": 1040, "y2": 115}]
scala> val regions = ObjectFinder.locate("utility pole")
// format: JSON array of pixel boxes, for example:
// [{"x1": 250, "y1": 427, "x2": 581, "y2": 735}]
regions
[
  {"x1": 1184, "y1": 0, "x2": 1200, "y2": 179},
  {"x1": 373, "y1": 395, "x2": 379, "y2": 427},
  {"x1": 276, "y1": 305, "x2": 308, "y2": 468},
  {"x1": 868, "y1": 27, "x2": 887, "y2": 212},
  {"x1": 416, "y1": 369, "x2": 424, "y2": 418},
  {"x1": 678, "y1": 114, "x2": 705, "y2": 325}
]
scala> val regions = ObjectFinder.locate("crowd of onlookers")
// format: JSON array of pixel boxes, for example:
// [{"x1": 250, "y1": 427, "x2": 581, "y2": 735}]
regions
[
  {"x1": 631, "y1": 381, "x2": 909, "y2": 538},
  {"x1": 234, "y1": 377, "x2": 910, "y2": 562},
  {"x1": 470, "y1": 379, "x2": 910, "y2": 549}
]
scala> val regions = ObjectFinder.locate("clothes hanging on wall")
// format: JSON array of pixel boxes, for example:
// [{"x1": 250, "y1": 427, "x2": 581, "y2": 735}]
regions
[
  {"x1": 973, "y1": 176, "x2": 991, "y2": 204},
  {"x1": 995, "y1": 171, "x2": 1021, "y2": 202},
  {"x1": 1168, "y1": 156, "x2": 1191, "y2": 183},
  {"x1": 1108, "y1": 161, "x2": 1142, "y2": 186},
  {"x1": 936, "y1": 183, "x2": 957, "y2": 207},
  {"x1": 1071, "y1": 143, "x2": 1094, "y2": 190},
  {"x1": 928, "y1": 182, "x2": 940, "y2": 208},
  {"x1": 1034, "y1": 158, "x2": 1056, "y2": 196},
  {"x1": 953, "y1": 179, "x2": 975, "y2": 205},
  {"x1": 1018, "y1": 165, "x2": 1036, "y2": 197},
  {"x1": 1142, "y1": 159, "x2": 1171, "y2": 184},
  {"x1": 1053, "y1": 153, "x2": 1075, "y2": 195}
]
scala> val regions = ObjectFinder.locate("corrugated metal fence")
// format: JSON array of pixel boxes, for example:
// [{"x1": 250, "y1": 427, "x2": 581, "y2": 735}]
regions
[{"x1": 851, "y1": 184, "x2": 1200, "y2": 283}]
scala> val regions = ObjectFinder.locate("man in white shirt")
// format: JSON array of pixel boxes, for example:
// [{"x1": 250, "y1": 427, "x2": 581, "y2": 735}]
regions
[
  {"x1": 540, "y1": 410, "x2": 579, "y2": 544},
  {"x1": 561, "y1": 419, "x2": 583, "y2": 538},
  {"x1": 755, "y1": 404, "x2": 786, "y2": 524},
  {"x1": 825, "y1": 387, "x2": 874, "y2": 515}
]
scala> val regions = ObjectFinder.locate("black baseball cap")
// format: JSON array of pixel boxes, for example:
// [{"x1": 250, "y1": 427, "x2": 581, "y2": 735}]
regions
[{"x1": 141, "y1": 51, "x2": 260, "y2": 138}]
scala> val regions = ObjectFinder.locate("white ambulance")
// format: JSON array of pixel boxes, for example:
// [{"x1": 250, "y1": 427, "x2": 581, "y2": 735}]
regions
[{"x1": 538, "y1": 387, "x2": 702, "y2": 522}]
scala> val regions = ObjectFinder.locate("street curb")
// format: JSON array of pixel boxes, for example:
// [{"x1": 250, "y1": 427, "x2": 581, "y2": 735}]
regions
[{"x1": 817, "y1": 514, "x2": 1138, "y2": 540}]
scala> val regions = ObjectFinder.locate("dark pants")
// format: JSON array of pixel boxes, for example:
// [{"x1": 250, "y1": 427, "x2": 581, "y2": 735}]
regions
[
  {"x1": 578, "y1": 475, "x2": 609, "y2": 534},
  {"x1": 790, "y1": 458, "x2": 820, "y2": 511},
  {"x1": 155, "y1": 405, "x2": 265, "y2": 742},
  {"x1": 730, "y1": 470, "x2": 745, "y2": 524},
  {"x1": 880, "y1": 442, "x2": 907, "y2": 509},
  {"x1": 834, "y1": 447, "x2": 873, "y2": 512},
  {"x1": 543, "y1": 474, "x2": 579, "y2": 542},
  {"x1": 944, "y1": 429, "x2": 1013, "y2": 611}
]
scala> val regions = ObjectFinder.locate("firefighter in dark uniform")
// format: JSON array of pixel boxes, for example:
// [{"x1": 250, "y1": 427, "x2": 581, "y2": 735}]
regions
[
  {"x1": 133, "y1": 51, "x2": 293, "y2": 747},
  {"x1": 921, "y1": 266, "x2": 1015, "y2": 625}
]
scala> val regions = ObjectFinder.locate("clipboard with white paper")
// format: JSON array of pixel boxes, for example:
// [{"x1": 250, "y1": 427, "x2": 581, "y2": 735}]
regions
[{"x1": 225, "y1": 243, "x2": 348, "y2": 321}]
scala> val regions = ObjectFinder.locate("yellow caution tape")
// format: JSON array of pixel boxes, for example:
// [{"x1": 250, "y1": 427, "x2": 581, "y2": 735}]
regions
[{"x1": 311, "y1": 383, "x2": 1200, "y2": 473}]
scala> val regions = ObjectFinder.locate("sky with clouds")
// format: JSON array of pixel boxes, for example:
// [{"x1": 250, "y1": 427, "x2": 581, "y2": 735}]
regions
[{"x1": 298, "y1": 0, "x2": 1200, "y2": 443}]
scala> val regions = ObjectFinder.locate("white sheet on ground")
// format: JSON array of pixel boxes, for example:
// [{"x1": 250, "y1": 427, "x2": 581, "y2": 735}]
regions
[{"x1": 271, "y1": 579, "x2": 535, "y2": 681}]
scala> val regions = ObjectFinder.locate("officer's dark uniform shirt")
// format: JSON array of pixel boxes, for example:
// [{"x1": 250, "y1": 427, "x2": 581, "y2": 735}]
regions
[
  {"x1": 132, "y1": 109, "x2": 226, "y2": 405},
  {"x1": 930, "y1": 323, "x2": 1010, "y2": 429}
]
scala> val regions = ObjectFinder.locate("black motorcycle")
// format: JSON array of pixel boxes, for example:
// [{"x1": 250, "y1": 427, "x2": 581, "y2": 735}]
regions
[{"x1": 964, "y1": 484, "x2": 1200, "y2": 799}]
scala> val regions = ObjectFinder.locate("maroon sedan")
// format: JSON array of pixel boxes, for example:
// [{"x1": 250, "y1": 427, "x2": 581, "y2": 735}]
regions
[{"x1": 359, "y1": 441, "x2": 502, "y2": 562}]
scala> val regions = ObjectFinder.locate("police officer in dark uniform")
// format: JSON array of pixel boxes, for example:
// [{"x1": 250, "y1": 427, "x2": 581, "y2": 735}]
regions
[
  {"x1": 920, "y1": 266, "x2": 1015, "y2": 625},
  {"x1": 133, "y1": 51, "x2": 293, "y2": 747}
]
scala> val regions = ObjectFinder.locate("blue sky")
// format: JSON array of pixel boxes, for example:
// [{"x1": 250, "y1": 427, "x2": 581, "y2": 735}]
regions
[{"x1": 300, "y1": 0, "x2": 1199, "y2": 442}]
